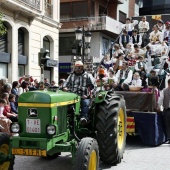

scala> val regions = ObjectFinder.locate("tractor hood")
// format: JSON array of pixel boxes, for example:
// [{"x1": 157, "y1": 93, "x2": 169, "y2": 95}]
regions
[{"x1": 18, "y1": 90, "x2": 80, "y2": 104}]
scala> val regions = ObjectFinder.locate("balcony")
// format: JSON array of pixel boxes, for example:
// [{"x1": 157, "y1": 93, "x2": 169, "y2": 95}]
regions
[
  {"x1": 117, "y1": 0, "x2": 124, "y2": 4},
  {"x1": 60, "y1": 15, "x2": 123, "y2": 35},
  {"x1": 0, "y1": 0, "x2": 41, "y2": 17},
  {"x1": 20, "y1": 0, "x2": 40, "y2": 10}
]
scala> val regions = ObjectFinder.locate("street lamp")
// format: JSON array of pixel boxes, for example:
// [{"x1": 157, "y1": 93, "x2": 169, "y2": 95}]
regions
[{"x1": 74, "y1": 26, "x2": 92, "y2": 63}]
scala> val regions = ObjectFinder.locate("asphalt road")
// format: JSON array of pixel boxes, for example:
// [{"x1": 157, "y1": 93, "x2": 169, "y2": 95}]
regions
[{"x1": 14, "y1": 136, "x2": 170, "y2": 170}]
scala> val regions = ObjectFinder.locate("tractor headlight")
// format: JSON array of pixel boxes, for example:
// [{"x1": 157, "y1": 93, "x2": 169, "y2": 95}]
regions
[
  {"x1": 10, "y1": 123, "x2": 20, "y2": 133},
  {"x1": 46, "y1": 125, "x2": 56, "y2": 135}
]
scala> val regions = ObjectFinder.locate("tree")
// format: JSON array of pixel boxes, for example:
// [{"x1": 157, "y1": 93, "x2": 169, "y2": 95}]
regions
[{"x1": 0, "y1": 13, "x2": 7, "y2": 36}]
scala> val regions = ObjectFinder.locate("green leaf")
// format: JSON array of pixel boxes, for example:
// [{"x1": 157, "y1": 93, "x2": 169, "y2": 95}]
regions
[{"x1": 0, "y1": 12, "x2": 7, "y2": 36}]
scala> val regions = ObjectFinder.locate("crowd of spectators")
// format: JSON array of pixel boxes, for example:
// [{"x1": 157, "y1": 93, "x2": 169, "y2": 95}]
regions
[{"x1": 0, "y1": 76, "x2": 65, "y2": 135}]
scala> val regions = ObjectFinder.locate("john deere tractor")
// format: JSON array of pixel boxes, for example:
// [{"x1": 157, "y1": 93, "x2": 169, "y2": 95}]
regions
[{"x1": 2, "y1": 86, "x2": 126, "y2": 169}]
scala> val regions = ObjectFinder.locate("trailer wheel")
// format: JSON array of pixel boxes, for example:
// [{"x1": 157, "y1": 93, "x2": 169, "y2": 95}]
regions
[
  {"x1": 0, "y1": 133, "x2": 15, "y2": 170},
  {"x1": 96, "y1": 93, "x2": 126, "y2": 164},
  {"x1": 73, "y1": 137, "x2": 99, "y2": 170}
]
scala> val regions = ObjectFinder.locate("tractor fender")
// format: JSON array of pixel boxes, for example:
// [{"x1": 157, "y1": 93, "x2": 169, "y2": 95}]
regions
[{"x1": 94, "y1": 91, "x2": 108, "y2": 103}]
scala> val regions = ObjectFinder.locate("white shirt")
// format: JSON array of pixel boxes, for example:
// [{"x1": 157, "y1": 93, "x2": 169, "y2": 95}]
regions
[
  {"x1": 122, "y1": 20, "x2": 139, "y2": 32},
  {"x1": 138, "y1": 21, "x2": 150, "y2": 32},
  {"x1": 149, "y1": 31, "x2": 162, "y2": 43},
  {"x1": 157, "y1": 88, "x2": 170, "y2": 108},
  {"x1": 105, "y1": 76, "x2": 118, "y2": 84},
  {"x1": 0, "y1": 107, "x2": 4, "y2": 117},
  {"x1": 116, "y1": 69, "x2": 133, "y2": 85},
  {"x1": 131, "y1": 79, "x2": 142, "y2": 86},
  {"x1": 130, "y1": 49, "x2": 145, "y2": 59}
]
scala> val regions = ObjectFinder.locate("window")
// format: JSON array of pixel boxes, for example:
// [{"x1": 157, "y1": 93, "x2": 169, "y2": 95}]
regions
[
  {"x1": 18, "y1": 65, "x2": 25, "y2": 77},
  {"x1": 102, "y1": 37, "x2": 109, "y2": 55},
  {"x1": 43, "y1": 36, "x2": 50, "y2": 52},
  {"x1": 119, "y1": 11, "x2": 126, "y2": 24},
  {"x1": 59, "y1": 37, "x2": 75, "y2": 55},
  {"x1": 60, "y1": 2, "x2": 88, "y2": 19},
  {"x1": 0, "y1": 25, "x2": 7, "y2": 53},
  {"x1": 72, "y1": 2, "x2": 88, "y2": 17},
  {"x1": 99, "y1": 5, "x2": 107, "y2": 16},
  {"x1": 18, "y1": 28, "x2": 25, "y2": 55},
  {"x1": 0, "y1": 63, "x2": 8, "y2": 79},
  {"x1": 91, "y1": 1, "x2": 95, "y2": 17},
  {"x1": 60, "y1": 3, "x2": 71, "y2": 19}
]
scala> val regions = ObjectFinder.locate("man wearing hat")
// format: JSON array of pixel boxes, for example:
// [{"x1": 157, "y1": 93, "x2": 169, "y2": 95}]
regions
[
  {"x1": 63, "y1": 61, "x2": 96, "y2": 124},
  {"x1": 114, "y1": 61, "x2": 133, "y2": 91},
  {"x1": 134, "y1": 56, "x2": 147, "y2": 75}
]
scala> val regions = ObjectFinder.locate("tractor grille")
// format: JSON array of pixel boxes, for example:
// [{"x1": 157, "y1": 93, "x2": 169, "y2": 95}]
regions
[{"x1": 57, "y1": 106, "x2": 67, "y2": 134}]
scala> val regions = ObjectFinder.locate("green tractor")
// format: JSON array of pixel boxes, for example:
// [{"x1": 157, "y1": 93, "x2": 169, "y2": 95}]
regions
[
  {"x1": 2, "y1": 87, "x2": 126, "y2": 169},
  {"x1": 0, "y1": 132, "x2": 14, "y2": 170}
]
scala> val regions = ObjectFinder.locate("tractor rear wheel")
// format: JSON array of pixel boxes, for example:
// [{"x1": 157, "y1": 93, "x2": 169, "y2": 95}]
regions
[
  {"x1": 96, "y1": 93, "x2": 126, "y2": 164},
  {"x1": 73, "y1": 137, "x2": 99, "y2": 170},
  {"x1": 0, "y1": 133, "x2": 15, "y2": 170}
]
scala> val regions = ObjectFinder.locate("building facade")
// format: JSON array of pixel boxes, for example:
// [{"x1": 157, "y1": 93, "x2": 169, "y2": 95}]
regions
[
  {"x1": 59, "y1": 0, "x2": 139, "y2": 78},
  {"x1": 0, "y1": 0, "x2": 61, "y2": 84},
  {"x1": 140, "y1": 0, "x2": 170, "y2": 15}
]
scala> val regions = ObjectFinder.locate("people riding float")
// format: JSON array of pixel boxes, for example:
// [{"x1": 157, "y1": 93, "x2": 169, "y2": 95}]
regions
[
  {"x1": 103, "y1": 70, "x2": 118, "y2": 91},
  {"x1": 148, "y1": 24, "x2": 162, "y2": 55},
  {"x1": 162, "y1": 21, "x2": 170, "y2": 45},
  {"x1": 122, "y1": 18, "x2": 138, "y2": 37},
  {"x1": 111, "y1": 44, "x2": 124, "y2": 66},
  {"x1": 138, "y1": 16, "x2": 150, "y2": 37},
  {"x1": 134, "y1": 56, "x2": 147, "y2": 75},
  {"x1": 113, "y1": 53, "x2": 124, "y2": 73},
  {"x1": 131, "y1": 72, "x2": 142, "y2": 87},
  {"x1": 119, "y1": 29, "x2": 131, "y2": 51},
  {"x1": 63, "y1": 61, "x2": 96, "y2": 124},
  {"x1": 114, "y1": 61, "x2": 133, "y2": 91},
  {"x1": 131, "y1": 29, "x2": 142, "y2": 47}
]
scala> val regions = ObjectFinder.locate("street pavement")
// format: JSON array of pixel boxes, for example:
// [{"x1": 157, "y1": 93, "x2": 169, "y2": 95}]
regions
[{"x1": 14, "y1": 136, "x2": 170, "y2": 170}]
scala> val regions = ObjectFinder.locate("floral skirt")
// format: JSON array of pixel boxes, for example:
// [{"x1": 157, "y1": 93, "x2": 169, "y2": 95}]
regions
[{"x1": 0, "y1": 117, "x2": 12, "y2": 135}]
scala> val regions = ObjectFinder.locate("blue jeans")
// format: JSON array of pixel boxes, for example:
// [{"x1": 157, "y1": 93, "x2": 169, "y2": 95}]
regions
[{"x1": 80, "y1": 99, "x2": 90, "y2": 119}]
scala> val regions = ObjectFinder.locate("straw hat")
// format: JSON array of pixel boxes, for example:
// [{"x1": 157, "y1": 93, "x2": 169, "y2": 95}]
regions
[{"x1": 73, "y1": 61, "x2": 87, "y2": 68}]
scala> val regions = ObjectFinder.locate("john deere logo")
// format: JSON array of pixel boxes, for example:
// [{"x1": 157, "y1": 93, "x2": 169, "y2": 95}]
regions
[{"x1": 28, "y1": 108, "x2": 38, "y2": 117}]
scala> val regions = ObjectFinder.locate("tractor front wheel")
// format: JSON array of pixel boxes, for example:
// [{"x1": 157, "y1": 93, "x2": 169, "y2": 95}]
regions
[
  {"x1": 96, "y1": 93, "x2": 126, "y2": 164},
  {"x1": 73, "y1": 137, "x2": 99, "y2": 170},
  {"x1": 0, "y1": 133, "x2": 15, "y2": 170}
]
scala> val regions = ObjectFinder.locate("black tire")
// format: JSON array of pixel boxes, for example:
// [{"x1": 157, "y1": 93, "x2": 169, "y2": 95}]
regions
[
  {"x1": 0, "y1": 133, "x2": 15, "y2": 170},
  {"x1": 96, "y1": 93, "x2": 126, "y2": 164},
  {"x1": 73, "y1": 137, "x2": 99, "y2": 170},
  {"x1": 42, "y1": 152, "x2": 61, "y2": 159}
]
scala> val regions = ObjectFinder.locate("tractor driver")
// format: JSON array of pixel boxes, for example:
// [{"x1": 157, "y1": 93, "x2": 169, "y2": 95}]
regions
[{"x1": 63, "y1": 61, "x2": 96, "y2": 124}]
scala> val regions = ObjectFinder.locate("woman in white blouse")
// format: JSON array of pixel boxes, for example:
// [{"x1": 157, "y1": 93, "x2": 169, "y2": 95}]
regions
[
  {"x1": 122, "y1": 18, "x2": 138, "y2": 36},
  {"x1": 138, "y1": 16, "x2": 150, "y2": 36}
]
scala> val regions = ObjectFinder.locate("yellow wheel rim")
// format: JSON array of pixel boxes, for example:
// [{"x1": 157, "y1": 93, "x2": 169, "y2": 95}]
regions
[
  {"x1": 0, "y1": 144, "x2": 10, "y2": 170},
  {"x1": 88, "y1": 150, "x2": 97, "y2": 170},
  {"x1": 117, "y1": 108, "x2": 125, "y2": 149}
]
